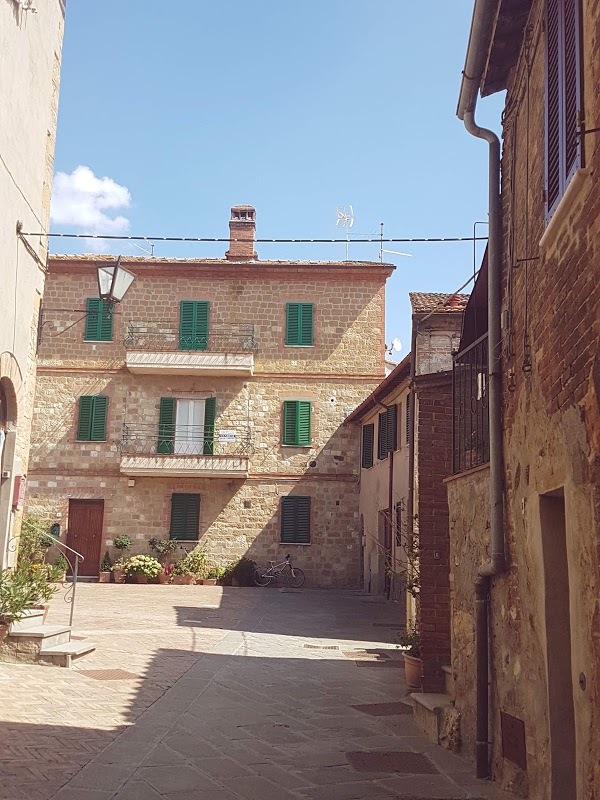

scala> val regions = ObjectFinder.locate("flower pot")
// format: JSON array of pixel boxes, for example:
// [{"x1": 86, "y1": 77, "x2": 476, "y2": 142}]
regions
[
  {"x1": 203, "y1": 578, "x2": 217, "y2": 586},
  {"x1": 403, "y1": 654, "x2": 423, "y2": 689},
  {"x1": 158, "y1": 573, "x2": 170, "y2": 585},
  {"x1": 98, "y1": 571, "x2": 111, "y2": 584},
  {"x1": 0, "y1": 623, "x2": 9, "y2": 645},
  {"x1": 135, "y1": 574, "x2": 149, "y2": 584},
  {"x1": 194, "y1": 578, "x2": 204, "y2": 585},
  {"x1": 33, "y1": 603, "x2": 49, "y2": 623},
  {"x1": 172, "y1": 574, "x2": 194, "y2": 585},
  {"x1": 113, "y1": 570, "x2": 126, "y2": 584}
]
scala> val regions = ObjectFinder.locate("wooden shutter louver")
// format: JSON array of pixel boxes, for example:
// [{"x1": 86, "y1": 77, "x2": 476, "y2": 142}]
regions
[
  {"x1": 283, "y1": 401, "x2": 311, "y2": 445},
  {"x1": 77, "y1": 396, "x2": 94, "y2": 441},
  {"x1": 90, "y1": 396, "x2": 108, "y2": 441},
  {"x1": 563, "y1": 0, "x2": 581, "y2": 180},
  {"x1": 280, "y1": 496, "x2": 311, "y2": 544},
  {"x1": 158, "y1": 397, "x2": 175, "y2": 454},
  {"x1": 203, "y1": 396, "x2": 216, "y2": 455},
  {"x1": 84, "y1": 298, "x2": 113, "y2": 342},
  {"x1": 406, "y1": 398, "x2": 411, "y2": 445},
  {"x1": 285, "y1": 303, "x2": 314, "y2": 346},
  {"x1": 77, "y1": 395, "x2": 107, "y2": 441},
  {"x1": 546, "y1": 0, "x2": 561, "y2": 215},
  {"x1": 169, "y1": 493, "x2": 200, "y2": 541},
  {"x1": 179, "y1": 301, "x2": 209, "y2": 351},
  {"x1": 362, "y1": 423, "x2": 374, "y2": 469},
  {"x1": 378, "y1": 411, "x2": 388, "y2": 460},
  {"x1": 386, "y1": 405, "x2": 397, "y2": 452}
]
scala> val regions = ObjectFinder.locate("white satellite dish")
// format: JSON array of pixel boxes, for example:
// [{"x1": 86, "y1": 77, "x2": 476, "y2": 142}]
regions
[{"x1": 391, "y1": 338, "x2": 402, "y2": 352}]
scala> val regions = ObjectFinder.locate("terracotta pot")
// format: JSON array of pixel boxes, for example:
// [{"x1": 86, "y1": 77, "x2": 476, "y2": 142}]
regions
[
  {"x1": 403, "y1": 654, "x2": 423, "y2": 689},
  {"x1": 113, "y1": 570, "x2": 126, "y2": 584},
  {"x1": 158, "y1": 573, "x2": 170, "y2": 584},
  {"x1": 194, "y1": 578, "x2": 204, "y2": 585},
  {"x1": 0, "y1": 623, "x2": 9, "y2": 644},
  {"x1": 98, "y1": 571, "x2": 111, "y2": 584},
  {"x1": 172, "y1": 574, "x2": 194, "y2": 585},
  {"x1": 33, "y1": 603, "x2": 49, "y2": 623},
  {"x1": 135, "y1": 574, "x2": 149, "y2": 584},
  {"x1": 203, "y1": 579, "x2": 217, "y2": 586}
]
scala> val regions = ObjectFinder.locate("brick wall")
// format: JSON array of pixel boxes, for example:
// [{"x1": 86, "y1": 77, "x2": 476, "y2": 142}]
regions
[{"x1": 415, "y1": 372, "x2": 453, "y2": 692}]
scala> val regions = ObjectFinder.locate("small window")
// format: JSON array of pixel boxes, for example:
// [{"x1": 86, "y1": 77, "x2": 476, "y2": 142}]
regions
[
  {"x1": 283, "y1": 400, "x2": 312, "y2": 446},
  {"x1": 361, "y1": 423, "x2": 374, "y2": 469},
  {"x1": 280, "y1": 496, "x2": 311, "y2": 544},
  {"x1": 377, "y1": 411, "x2": 388, "y2": 460},
  {"x1": 285, "y1": 303, "x2": 314, "y2": 346},
  {"x1": 169, "y1": 493, "x2": 200, "y2": 541},
  {"x1": 179, "y1": 301, "x2": 210, "y2": 351},
  {"x1": 84, "y1": 298, "x2": 113, "y2": 342},
  {"x1": 77, "y1": 395, "x2": 108, "y2": 441}
]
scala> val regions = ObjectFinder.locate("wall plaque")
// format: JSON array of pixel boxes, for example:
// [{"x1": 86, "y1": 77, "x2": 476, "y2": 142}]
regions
[{"x1": 501, "y1": 711, "x2": 527, "y2": 771}]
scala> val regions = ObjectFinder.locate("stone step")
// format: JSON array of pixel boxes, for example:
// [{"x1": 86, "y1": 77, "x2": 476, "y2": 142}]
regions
[
  {"x1": 411, "y1": 692, "x2": 454, "y2": 745},
  {"x1": 442, "y1": 664, "x2": 454, "y2": 695},
  {"x1": 9, "y1": 624, "x2": 72, "y2": 651},
  {"x1": 10, "y1": 608, "x2": 45, "y2": 632},
  {"x1": 40, "y1": 640, "x2": 96, "y2": 668}
]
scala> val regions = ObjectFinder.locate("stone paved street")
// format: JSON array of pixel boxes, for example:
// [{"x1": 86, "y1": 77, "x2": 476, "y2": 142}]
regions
[{"x1": 0, "y1": 586, "x2": 512, "y2": 799}]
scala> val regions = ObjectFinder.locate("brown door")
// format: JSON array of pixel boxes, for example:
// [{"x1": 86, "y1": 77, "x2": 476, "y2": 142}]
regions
[{"x1": 67, "y1": 500, "x2": 104, "y2": 577}]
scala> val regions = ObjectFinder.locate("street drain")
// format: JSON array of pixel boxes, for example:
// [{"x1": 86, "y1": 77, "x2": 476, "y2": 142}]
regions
[
  {"x1": 80, "y1": 669, "x2": 139, "y2": 681},
  {"x1": 351, "y1": 702, "x2": 413, "y2": 716},
  {"x1": 304, "y1": 644, "x2": 339, "y2": 650},
  {"x1": 346, "y1": 751, "x2": 438, "y2": 773}
]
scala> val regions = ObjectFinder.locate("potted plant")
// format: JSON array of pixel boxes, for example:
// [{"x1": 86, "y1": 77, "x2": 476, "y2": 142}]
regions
[
  {"x1": 148, "y1": 538, "x2": 178, "y2": 565},
  {"x1": 99, "y1": 552, "x2": 112, "y2": 583},
  {"x1": 158, "y1": 563, "x2": 174, "y2": 585},
  {"x1": 27, "y1": 564, "x2": 59, "y2": 622},
  {"x1": 123, "y1": 555, "x2": 161, "y2": 584},
  {"x1": 112, "y1": 557, "x2": 127, "y2": 584},
  {"x1": 113, "y1": 534, "x2": 132, "y2": 556},
  {"x1": 184, "y1": 547, "x2": 208, "y2": 584},
  {"x1": 0, "y1": 569, "x2": 35, "y2": 643},
  {"x1": 171, "y1": 558, "x2": 196, "y2": 585},
  {"x1": 397, "y1": 622, "x2": 422, "y2": 689},
  {"x1": 54, "y1": 555, "x2": 69, "y2": 583},
  {"x1": 204, "y1": 565, "x2": 225, "y2": 586}
]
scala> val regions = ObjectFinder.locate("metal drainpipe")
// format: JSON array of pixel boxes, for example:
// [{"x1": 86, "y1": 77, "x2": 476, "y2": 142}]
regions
[
  {"x1": 406, "y1": 320, "x2": 418, "y2": 608},
  {"x1": 457, "y1": 0, "x2": 506, "y2": 778}
]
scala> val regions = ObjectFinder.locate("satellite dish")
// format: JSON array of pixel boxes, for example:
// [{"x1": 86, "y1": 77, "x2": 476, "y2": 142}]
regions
[{"x1": 391, "y1": 338, "x2": 402, "y2": 352}]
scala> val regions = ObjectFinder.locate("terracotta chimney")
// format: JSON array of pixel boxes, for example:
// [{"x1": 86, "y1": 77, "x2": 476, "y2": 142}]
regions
[
  {"x1": 225, "y1": 205, "x2": 257, "y2": 261},
  {"x1": 446, "y1": 293, "x2": 463, "y2": 309}
]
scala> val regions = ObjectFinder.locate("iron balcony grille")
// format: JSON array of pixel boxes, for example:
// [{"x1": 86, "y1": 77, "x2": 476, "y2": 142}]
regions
[
  {"x1": 120, "y1": 424, "x2": 253, "y2": 457},
  {"x1": 453, "y1": 334, "x2": 490, "y2": 474},
  {"x1": 124, "y1": 322, "x2": 256, "y2": 353}
]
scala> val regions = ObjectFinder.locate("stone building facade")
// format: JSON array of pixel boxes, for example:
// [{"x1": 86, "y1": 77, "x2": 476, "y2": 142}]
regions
[
  {"x1": 448, "y1": 2, "x2": 600, "y2": 798},
  {"x1": 0, "y1": 0, "x2": 65, "y2": 568},
  {"x1": 27, "y1": 208, "x2": 393, "y2": 586}
]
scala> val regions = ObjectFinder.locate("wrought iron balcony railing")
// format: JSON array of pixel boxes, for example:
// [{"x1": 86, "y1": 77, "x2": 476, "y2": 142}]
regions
[
  {"x1": 124, "y1": 322, "x2": 256, "y2": 353},
  {"x1": 120, "y1": 423, "x2": 253, "y2": 457},
  {"x1": 453, "y1": 334, "x2": 490, "y2": 474}
]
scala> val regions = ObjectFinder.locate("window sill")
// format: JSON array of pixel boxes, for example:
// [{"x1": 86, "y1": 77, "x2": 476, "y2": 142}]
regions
[
  {"x1": 284, "y1": 345, "x2": 315, "y2": 349},
  {"x1": 279, "y1": 542, "x2": 311, "y2": 546},
  {"x1": 281, "y1": 444, "x2": 313, "y2": 449},
  {"x1": 540, "y1": 168, "x2": 591, "y2": 251}
]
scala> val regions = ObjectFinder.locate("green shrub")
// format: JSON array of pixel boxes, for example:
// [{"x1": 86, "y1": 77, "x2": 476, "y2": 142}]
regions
[
  {"x1": 113, "y1": 535, "x2": 132, "y2": 551},
  {"x1": 148, "y1": 538, "x2": 178, "y2": 563},
  {"x1": 123, "y1": 555, "x2": 161, "y2": 579},
  {"x1": 174, "y1": 547, "x2": 208, "y2": 578},
  {"x1": 0, "y1": 570, "x2": 36, "y2": 624},
  {"x1": 100, "y1": 552, "x2": 112, "y2": 572},
  {"x1": 206, "y1": 564, "x2": 226, "y2": 580}
]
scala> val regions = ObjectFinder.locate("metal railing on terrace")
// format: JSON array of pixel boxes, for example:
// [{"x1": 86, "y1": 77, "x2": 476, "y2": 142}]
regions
[
  {"x1": 120, "y1": 424, "x2": 253, "y2": 457},
  {"x1": 124, "y1": 322, "x2": 256, "y2": 353},
  {"x1": 453, "y1": 334, "x2": 490, "y2": 474}
]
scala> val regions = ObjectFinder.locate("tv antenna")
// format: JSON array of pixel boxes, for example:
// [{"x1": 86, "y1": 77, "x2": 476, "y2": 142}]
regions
[
  {"x1": 336, "y1": 205, "x2": 354, "y2": 261},
  {"x1": 378, "y1": 223, "x2": 412, "y2": 262},
  {"x1": 130, "y1": 239, "x2": 155, "y2": 257}
]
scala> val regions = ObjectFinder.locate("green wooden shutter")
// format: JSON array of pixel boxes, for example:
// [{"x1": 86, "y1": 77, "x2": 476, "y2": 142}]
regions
[
  {"x1": 386, "y1": 405, "x2": 397, "y2": 452},
  {"x1": 406, "y1": 397, "x2": 410, "y2": 445},
  {"x1": 281, "y1": 496, "x2": 311, "y2": 544},
  {"x1": 362, "y1": 423, "x2": 374, "y2": 469},
  {"x1": 179, "y1": 301, "x2": 209, "y2": 351},
  {"x1": 84, "y1": 298, "x2": 113, "y2": 341},
  {"x1": 90, "y1": 396, "x2": 108, "y2": 441},
  {"x1": 297, "y1": 401, "x2": 312, "y2": 445},
  {"x1": 283, "y1": 401, "x2": 298, "y2": 445},
  {"x1": 378, "y1": 411, "x2": 388, "y2": 460},
  {"x1": 158, "y1": 397, "x2": 175, "y2": 454},
  {"x1": 77, "y1": 396, "x2": 94, "y2": 440},
  {"x1": 285, "y1": 304, "x2": 300, "y2": 345},
  {"x1": 283, "y1": 401, "x2": 311, "y2": 446},
  {"x1": 203, "y1": 396, "x2": 216, "y2": 455},
  {"x1": 299, "y1": 304, "x2": 314, "y2": 346},
  {"x1": 169, "y1": 493, "x2": 200, "y2": 541}
]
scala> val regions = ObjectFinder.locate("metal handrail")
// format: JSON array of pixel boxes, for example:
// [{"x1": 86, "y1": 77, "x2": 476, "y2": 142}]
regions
[
  {"x1": 124, "y1": 321, "x2": 256, "y2": 353},
  {"x1": 45, "y1": 535, "x2": 84, "y2": 627},
  {"x1": 120, "y1": 423, "x2": 253, "y2": 457}
]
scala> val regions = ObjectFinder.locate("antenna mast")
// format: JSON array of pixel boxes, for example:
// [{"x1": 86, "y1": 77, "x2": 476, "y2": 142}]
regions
[{"x1": 336, "y1": 205, "x2": 354, "y2": 260}]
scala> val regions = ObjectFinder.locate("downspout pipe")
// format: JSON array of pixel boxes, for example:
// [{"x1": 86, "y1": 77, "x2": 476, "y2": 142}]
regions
[
  {"x1": 457, "y1": 0, "x2": 506, "y2": 780},
  {"x1": 406, "y1": 318, "x2": 418, "y2": 588}
]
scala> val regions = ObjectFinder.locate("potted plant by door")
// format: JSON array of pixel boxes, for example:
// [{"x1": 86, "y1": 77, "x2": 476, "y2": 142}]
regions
[
  {"x1": 123, "y1": 555, "x2": 161, "y2": 584},
  {"x1": 171, "y1": 558, "x2": 196, "y2": 585},
  {"x1": 112, "y1": 558, "x2": 127, "y2": 584},
  {"x1": 98, "y1": 551, "x2": 112, "y2": 583},
  {"x1": 398, "y1": 623, "x2": 422, "y2": 689}
]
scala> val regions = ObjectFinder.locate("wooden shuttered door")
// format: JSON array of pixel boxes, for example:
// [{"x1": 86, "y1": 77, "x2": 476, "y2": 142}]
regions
[
  {"x1": 179, "y1": 301, "x2": 210, "y2": 351},
  {"x1": 169, "y1": 493, "x2": 200, "y2": 541},
  {"x1": 84, "y1": 298, "x2": 113, "y2": 341},
  {"x1": 362, "y1": 423, "x2": 374, "y2": 469},
  {"x1": 280, "y1": 496, "x2": 311, "y2": 544},
  {"x1": 77, "y1": 396, "x2": 108, "y2": 441},
  {"x1": 203, "y1": 396, "x2": 216, "y2": 455},
  {"x1": 158, "y1": 397, "x2": 175, "y2": 454},
  {"x1": 283, "y1": 401, "x2": 312, "y2": 446},
  {"x1": 285, "y1": 303, "x2": 314, "y2": 346},
  {"x1": 545, "y1": 0, "x2": 582, "y2": 221}
]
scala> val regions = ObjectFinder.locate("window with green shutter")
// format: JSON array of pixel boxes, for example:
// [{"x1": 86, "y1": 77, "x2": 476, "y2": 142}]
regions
[
  {"x1": 406, "y1": 396, "x2": 411, "y2": 445},
  {"x1": 377, "y1": 410, "x2": 388, "y2": 460},
  {"x1": 84, "y1": 298, "x2": 113, "y2": 341},
  {"x1": 203, "y1": 396, "x2": 216, "y2": 455},
  {"x1": 280, "y1": 496, "x2": 311, "y2": 544},
  {"x1": 386, "y1": 404, "x2": 397, "y2": 452},
  {"x1": 283, "y1": 401, "x2": 312, "y2": 446},
  {"x1": 77, "y1": 395, "x2": 108, "y2": 441},
  {"x1": 157, "y1": 397, "x2": 175, "y2": 454},
  {"x1": 179, "y1": 301, "x2": 210, "y2": 351},
  {"x1": 285, "y1": 303, "x2": 314, "y2": 346},
  {"x1": 361, "y1": 424, "x2": 374, "y2": 469},
  {"x1": 169, "y1": 493, "x2": 200, "y2": 541}
]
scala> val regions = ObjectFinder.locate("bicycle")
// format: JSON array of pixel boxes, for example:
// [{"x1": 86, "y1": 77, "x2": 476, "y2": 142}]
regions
[{"x1": 253, "y1": 554, "x2": 305, "y2": 588}]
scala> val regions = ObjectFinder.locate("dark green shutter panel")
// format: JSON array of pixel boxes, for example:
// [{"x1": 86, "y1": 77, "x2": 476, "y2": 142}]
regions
[
  {"x1": 283, "y1": 401, "x2": 298, "y2": 445},
  {"x1": 158, "y1": 397, "x2": 175, "y2": 454},
  {"x1": 77, "y1": 396, "x2": 94, "y2": 441},
  {"x1": 179, "y1": 301, "x2": 209, "y2": 351},
  {"x1": 378, "y1": 411, "x2": 388, "y2": 460},
  {"x1": 285, "y1": 304, "x2": 300, "y2": 345},
  {"x1": 386, "y1": 405, "x2": 397, "y2": 452},
  {"x1": 90, "y1": 396, "x2": 108, "y2": 441},
  {"x1": 203, "y1": 396, "x2": 216, "y2": 455},
  {"x1": 406, "y1": 397, "x2": 410, "y2": 445},
  {"x1": 169, "y1": 493, "x2": 200, "y2": 541},
  {"x1": 280, "y1": 496, "x2": 311, "y2": 544},
  {"x1": 297, "y1": 401, "x2": 311, "y2": 445},
  {"x1": 299, "y1": 304, "x2": 314, "y2": 346},
  {"x1": 362, "y1": 423, "x2": 374, "y2": 469},
  {"x1": 84, "y1": 298, "x2": 113, "y2": 341}
]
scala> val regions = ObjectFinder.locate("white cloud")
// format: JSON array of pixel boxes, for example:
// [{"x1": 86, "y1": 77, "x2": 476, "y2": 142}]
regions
[{"x1": 50, "y1": 166, "x2": 132, "y2": 244}]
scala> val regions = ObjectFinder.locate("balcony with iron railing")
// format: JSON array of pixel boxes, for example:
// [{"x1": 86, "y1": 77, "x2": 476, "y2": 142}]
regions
[
  {"x1": 453, "y1": 334, "x2": 490, "y2": 474},
  {"x1": 124, "y1": 322, "x2": 256, "y2": 376},
  {"x1": 119, "y1": 423, "x2": 253, "y2": 477}
]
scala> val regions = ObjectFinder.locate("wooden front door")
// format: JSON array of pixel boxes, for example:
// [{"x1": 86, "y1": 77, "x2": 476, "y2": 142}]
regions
[{"x1": 67, "y1": 499, "x2": 104, "y2": 577}]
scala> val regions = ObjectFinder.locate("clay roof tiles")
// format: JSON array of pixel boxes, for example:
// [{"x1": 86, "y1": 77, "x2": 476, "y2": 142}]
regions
[{"x1": 409, "y1": 292, "x2": 470, "y2": 314}]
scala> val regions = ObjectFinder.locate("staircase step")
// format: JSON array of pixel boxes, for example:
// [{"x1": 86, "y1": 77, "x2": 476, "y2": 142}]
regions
[
  {"x1": 10, "y1": 609, "x2": 45, "y2": 632},
  {"x1": 9, "y1": 625, "x2": 72, "y2": 651},
  {"x1": 410, "y1": 692, "x2": 454, "y2": 745},
  {"x1": 39, "y1": 641, "x2": 96, "y2": 668}
]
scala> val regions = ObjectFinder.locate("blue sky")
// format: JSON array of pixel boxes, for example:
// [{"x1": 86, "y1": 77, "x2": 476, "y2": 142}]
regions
[{"x1": 51, "y1": 1, "x2": 503, "y2": 358}]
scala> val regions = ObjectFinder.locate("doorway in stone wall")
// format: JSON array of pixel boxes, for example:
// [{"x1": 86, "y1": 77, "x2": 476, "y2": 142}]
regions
[
  {"x1": 378, "y1": 509, "x2": 392, "y2": 599},
  {"x1": 540, "y1": 490, "x2": 576, "y2": 799},
  {"x1": 67, "y1": 499, "x2": 104, "y2": 577}
]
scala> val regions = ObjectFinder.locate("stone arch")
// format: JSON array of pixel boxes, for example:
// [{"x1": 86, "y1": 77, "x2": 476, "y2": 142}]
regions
[{"x1": 0, "y1": 352, "x2": 23, "y2": 427}]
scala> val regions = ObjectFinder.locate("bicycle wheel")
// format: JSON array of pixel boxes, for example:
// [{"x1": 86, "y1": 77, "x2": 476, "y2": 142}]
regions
[
  {"x1": 285, "y1": 567, "x2": 305, "y2": 588},
  {"x1": 253, "y1": 568, "x2": 272, "y2": 587}
]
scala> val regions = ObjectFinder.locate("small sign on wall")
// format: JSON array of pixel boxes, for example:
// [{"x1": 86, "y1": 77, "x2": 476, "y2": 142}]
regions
[
  {"x1": 12, "y1": 475, "x2": 26, "y2": 510},
  {"x1": 218, "y1": 430, "x2": 237, "y2": 442}
]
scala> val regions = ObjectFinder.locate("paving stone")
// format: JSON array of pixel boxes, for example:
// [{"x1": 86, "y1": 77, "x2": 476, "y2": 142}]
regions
[
  {"x1": 378, "y1": 774, "x2": 471, "y2": 798},
  {"x1": 221, "y1": 775, "x2": 299, "y2": 800},
  {"x1": 112, "y1": 781, "x2": 163, "y2": 799},
  {"x1": 193, "y1": 755, "x2": 254, "y2": 780},
  {"x1": 67, "y1": 762, "x2": 133, "y2": 791},
  {"x1": 299, "y1": 782, "x2": 399, "y2": 799},
  {"x1": 136, "y1": 765, "x2": 217, "y2": 794}
]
